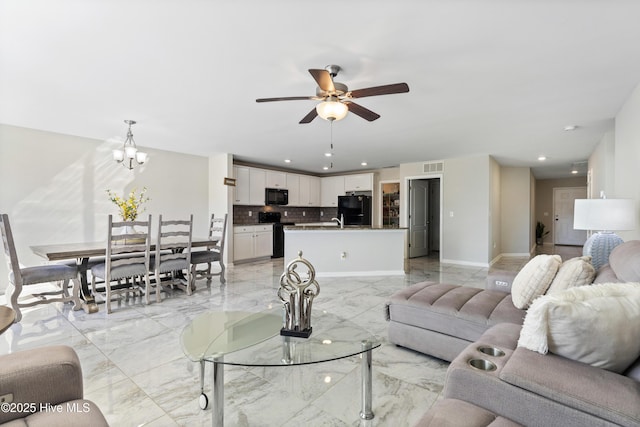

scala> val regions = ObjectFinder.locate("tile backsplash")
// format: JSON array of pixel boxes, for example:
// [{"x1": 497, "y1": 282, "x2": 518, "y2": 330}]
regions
[{"x1": 233, "y1": 205, "x2": 338, "y2": 225}]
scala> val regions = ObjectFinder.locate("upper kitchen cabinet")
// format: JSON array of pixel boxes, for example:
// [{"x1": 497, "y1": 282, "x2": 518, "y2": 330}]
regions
[
  {"x1": 286, "y1": 173, "x2": 300, "y2": 206},
  {"x1": 320, "y1": 176, "x2": 345, "y2": 207},
  {"x1": 344, "y1": 173, "x2": 373, "y2": 192},
  {"x1": 266, "y1": 170, "x2": 287, "y2": 188},
  {"x1": 234, "y1": 166, "x2": 266, "y2": 205},
  {"x1": 299, "y1": 175, "x2": 320, "y2": 207}
]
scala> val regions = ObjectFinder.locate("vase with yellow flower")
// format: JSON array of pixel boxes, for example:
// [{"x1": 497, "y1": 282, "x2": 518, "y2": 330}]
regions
[{"x1": 106, "y1": 187, "x2": 150, "y2": 243}]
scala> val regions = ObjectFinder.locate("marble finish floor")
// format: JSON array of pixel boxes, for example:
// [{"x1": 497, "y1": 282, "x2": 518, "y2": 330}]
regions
[{"x1": 0, "y1": 246, "x2": 580, "y2": 426}]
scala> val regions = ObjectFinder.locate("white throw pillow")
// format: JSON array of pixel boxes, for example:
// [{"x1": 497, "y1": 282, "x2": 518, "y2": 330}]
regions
[
  {"x1": 518, "y1": 282, "x2": 640, "y2": 373},
  {"x1": 547, "y1": 256, "x2": 595, "y2": 294},
  {"x1": 511, "y1": 255, "x2": 562, "y2": 309}
]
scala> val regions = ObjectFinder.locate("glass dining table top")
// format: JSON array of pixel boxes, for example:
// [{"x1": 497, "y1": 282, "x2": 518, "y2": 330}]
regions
[{"x1": 180, "y1": 308, "x2": 381, "y2": 367}]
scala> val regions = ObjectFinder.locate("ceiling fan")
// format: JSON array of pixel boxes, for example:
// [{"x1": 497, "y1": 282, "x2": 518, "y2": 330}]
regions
[{"x1": 256, "y1": 65, "x2": 409, "y2": 124}]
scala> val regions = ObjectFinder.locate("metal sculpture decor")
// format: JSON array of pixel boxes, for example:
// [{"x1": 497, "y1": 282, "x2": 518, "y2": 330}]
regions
[{"x1": 277, "y1": 251, "x2": 320, "y2": 338}]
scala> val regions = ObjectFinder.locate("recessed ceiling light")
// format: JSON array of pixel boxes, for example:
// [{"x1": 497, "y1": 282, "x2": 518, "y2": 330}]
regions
[
  {"x1": 538, "y1": 156, "x2": 547, "y2": 161},
  {"x1": 322, "y1": 166, "x2": 329, "y2": 170},
  {"x1": 361, "y1": 162, "x2": 368, "y2": 166},
  {"x1": 284, "y1": 159, "x2": 291, "y2": 163},
  {"x1": 564, "y1": 125, "x2": 577, "y2": 131},
  {"x1": 324, "y1": 152, "x2": 332, "y2": 157},
  {"x1": 571, "y1": 169, "x2": 578, "y2": 174}
]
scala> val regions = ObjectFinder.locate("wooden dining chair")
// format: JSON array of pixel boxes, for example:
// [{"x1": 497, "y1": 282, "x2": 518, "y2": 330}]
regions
[
  {"x1": 190, "y1": 213, "x2": 227, "y2": 287},
  {"x1": 154, "y1": 214, "x2": 193, "y2": 296},
  {"x1": 0, "y1": 214, "x2": 82, "y2": 322},
  {"x1": 90, "y1": 215, "x2": 152, "y2": 313}
]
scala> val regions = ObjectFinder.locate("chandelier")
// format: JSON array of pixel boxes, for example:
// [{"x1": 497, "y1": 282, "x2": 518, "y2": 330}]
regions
[{"x1": 112, "y1": 120, "x2": 148, "y2": 170}]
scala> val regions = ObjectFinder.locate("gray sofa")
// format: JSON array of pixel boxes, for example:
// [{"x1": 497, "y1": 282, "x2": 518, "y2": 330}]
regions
[
  {"x1": 0, "y1": 345, "x2": 109, "y2": 427},
  {"x1": 386, "y1": 240, "x2": 640, "y2": 426}
]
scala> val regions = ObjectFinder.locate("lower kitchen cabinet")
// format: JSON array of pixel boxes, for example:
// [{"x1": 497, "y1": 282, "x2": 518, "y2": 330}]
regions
[{"x1": 233, "y1": 224, "x2": 273, "y2": 262}]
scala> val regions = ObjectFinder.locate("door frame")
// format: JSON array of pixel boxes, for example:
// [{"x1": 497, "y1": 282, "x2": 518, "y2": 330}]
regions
[{"x1": 403, "y1": 174, "x2": 443, "y2": 261}]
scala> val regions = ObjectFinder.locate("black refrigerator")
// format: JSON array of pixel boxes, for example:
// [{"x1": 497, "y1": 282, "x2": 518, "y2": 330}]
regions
[{"x1": 338, "y1": 195, "x2": 372, "y2": 226}]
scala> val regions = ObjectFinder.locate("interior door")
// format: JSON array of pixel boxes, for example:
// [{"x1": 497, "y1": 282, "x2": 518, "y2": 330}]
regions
[
  {"x1": 554, "y1": 187, "x2": 588, "y2": 245},
  {"x1": 409, "y1": 179, "x2": 429, "y2": 257}
]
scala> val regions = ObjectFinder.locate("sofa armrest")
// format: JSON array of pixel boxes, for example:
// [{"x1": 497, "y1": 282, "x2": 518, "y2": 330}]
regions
[
  {"x1": 486, "y1": 270, "x2": 517, "y2": 293},
  {"x1": 500, "y1": 347, "x2": 640, "y2": 426},
  {"x1": 0, "y1": 345, "x2": 83, "y2": 424}
]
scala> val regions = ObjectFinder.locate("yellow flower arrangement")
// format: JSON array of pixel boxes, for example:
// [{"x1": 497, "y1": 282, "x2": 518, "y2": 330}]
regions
[{"x1": 106, "y1": 187, "x2": 150, "y2": 221}]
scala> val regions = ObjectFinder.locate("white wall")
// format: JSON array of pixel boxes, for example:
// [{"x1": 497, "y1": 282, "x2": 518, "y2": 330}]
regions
[
  {"x1": 0, "y1": 124, "x2": 210, "y2": 293},
  {"x1": 400, "y1": 155, "x2": 492, "y2": 266},
  {"x1": 500, "y1": 167, "x2": 532, "y2": 255},
  {"x1": 614, "y1": 82, "x2": 640, "y2": 241},
  {"x1": 588, "y1": 130, "x2": 615, "y2": 199}
]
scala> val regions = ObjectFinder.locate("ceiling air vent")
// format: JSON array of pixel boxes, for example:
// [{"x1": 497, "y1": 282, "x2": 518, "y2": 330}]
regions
[{"x1": 423, "y1": 161, "x2": 444, "y2": 174}]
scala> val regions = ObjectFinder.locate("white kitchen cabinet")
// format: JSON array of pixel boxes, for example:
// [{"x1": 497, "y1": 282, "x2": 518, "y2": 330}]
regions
[
  {"x1": 233, "y1": 224, "x2": 273, "y2": 261},
  {"x1": 344, "y1": 173, "x2": 373, "y2": 192},
  {"x1": 320, "y1": 176, "x2": 345, "y2": 207},
  {"x1": 233, "y1": 166, "x2": 250, "y2": 204},
  {"x1": 286, "y1": 173, "x2": 300, "y2": 206},
  {"x1": 234, "y1": 166, "x2": 266, "y2": 206},
  {"x1": 266, "y1": 170, "x2": 287, "y2": 188},
  {"x1": 299, "y1": 175, "x2": 320, "y2": 207}
]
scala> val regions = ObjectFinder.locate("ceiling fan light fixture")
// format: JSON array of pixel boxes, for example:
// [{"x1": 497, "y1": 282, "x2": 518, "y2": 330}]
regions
[{"x1": 316, "y1": 98, "x2": 348, "y2": 122}]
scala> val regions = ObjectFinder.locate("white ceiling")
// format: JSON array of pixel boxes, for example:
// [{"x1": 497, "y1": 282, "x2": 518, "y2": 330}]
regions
[{"x1": 2, "y1": 1, "x2": 640, "y2": 179}]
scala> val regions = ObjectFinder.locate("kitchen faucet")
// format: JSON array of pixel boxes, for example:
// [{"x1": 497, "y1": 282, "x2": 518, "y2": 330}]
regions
[{"x1": 331, "y1": 214, "x2": 344, "y2": 229}]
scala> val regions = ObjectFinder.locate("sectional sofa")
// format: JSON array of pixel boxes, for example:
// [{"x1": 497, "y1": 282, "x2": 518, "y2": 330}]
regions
[{"x1": 386, "y1": 240, "x2": 640, "y2": 426}]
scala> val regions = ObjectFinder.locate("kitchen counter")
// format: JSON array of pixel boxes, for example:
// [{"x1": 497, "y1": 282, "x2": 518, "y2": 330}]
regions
[
  {"x1": 288, "y1": 224, "x2": 407, "y2": 231},
  {"x1": 284, "y1": 226, "x2": 407, "y2": 277}
]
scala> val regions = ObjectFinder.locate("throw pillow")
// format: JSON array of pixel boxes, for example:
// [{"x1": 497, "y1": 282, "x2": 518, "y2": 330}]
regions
[
  {"x1": 518, "y1": 282, "x2": 640, "y2": 373},
  {"x1": 547, "y1": 256, "x2": 596, "y2": 294},
  {"x1": 511, "y1": 254, "x2": 562, "y2": 309}
]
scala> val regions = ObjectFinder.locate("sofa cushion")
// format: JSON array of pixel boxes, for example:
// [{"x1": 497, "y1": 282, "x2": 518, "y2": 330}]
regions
[
  {"x1": 415, "y1": 398, "x2": 523, "y2": 426},
  {"x1": 387, "y1": 282, "x2": 525, "y2": 343},
  {"x1": 511, "y1": 254, "x2": 562, "y2": 309},
  {"x1": 518, "y1": 282, "x2": 640, "y2": 373},
  {"x1": 547, "y1": 256, "x2": 595, "y2": 294},
  {"x1": 608, "y1": 240, "x2": 640, "y2": 282}
]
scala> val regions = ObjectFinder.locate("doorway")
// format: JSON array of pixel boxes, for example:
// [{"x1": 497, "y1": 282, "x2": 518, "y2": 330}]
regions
[
  {"x1": 408, "y1": 178, "x2": 441, "y2": 258},
  {"x1": 553, "y1": 187, "x2": 587, "y2": 245}
]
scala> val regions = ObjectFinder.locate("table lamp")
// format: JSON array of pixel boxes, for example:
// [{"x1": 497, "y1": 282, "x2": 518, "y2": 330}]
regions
[{"x1": 573, "y1": 198, "x2": 636, "y2": 270}]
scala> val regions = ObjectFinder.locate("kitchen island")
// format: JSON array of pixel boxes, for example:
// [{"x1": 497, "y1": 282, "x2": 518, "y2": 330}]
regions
[{"x1": 284, "y1": 225, "x2": 407, "y2": 277}]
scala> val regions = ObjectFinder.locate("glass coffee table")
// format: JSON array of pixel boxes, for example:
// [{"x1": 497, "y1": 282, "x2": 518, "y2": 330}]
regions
[{"x1": 180, "y1": 308, "x2": 381, "y2": 426}]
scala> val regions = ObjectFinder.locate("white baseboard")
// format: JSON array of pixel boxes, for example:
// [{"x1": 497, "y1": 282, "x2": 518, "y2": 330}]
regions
[{"x1": 440, "y1": 259, "x2": 490, "y2": 268}]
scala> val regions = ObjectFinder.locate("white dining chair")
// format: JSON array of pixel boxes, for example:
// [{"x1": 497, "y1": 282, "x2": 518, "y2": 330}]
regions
[
  {"x1": 154, "y1": 215, "x2": 193, "y2": 296},
  {"x1": 190, "y1": 213, "x2": 227, "y2": 288},
  {"x1": 90, "y1": 215, "x2": 152, "y2": 313},
  {"x1": 0, "y1": 213, "x2": 82, "y2": 322}
]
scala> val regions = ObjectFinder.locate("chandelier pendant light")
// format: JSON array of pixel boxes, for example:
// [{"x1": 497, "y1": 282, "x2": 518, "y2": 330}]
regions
[{"x1": 112, "y1": 120, "x2": 148, "y2": 170}]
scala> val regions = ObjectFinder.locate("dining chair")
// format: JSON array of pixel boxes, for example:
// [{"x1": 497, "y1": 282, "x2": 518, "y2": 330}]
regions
[
  {"x1": 190, "y1": 213, "x2": 227, "y2": 287},
  {"x1": 90, "y1": 215, "x2": 152, "y2": 313},
  {"x1": 0, "y1": 213, "x2": 82, "y2": 323},
  {"x1": 154, "y1": 214, "x2": 193, "y2": 295}
]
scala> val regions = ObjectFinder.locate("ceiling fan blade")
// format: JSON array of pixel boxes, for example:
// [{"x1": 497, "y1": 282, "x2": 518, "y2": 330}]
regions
[
  {"x1": 309, "y1": 69, "x2": 335, "y2": 93},
  {"x1": 299, "y1": 108, "x2": 318, "y2": 124},
  {"x1": 345, "y1": 102, "x2": 380, "y2": 121},
  {"x1": 349, "y1": 83, "x2": 409, "y2": 99},
  {"x1": 256, "y1": 96, "x2": 316, "y2": 103}
]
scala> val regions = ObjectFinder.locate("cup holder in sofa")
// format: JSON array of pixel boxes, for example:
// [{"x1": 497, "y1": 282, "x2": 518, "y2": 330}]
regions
[
  {"x1": 468, "y1": 358, "x2": 497, "y2": 371},
  {"x1": 477, "y1": 345, "x2": 505, "y2": 357}
]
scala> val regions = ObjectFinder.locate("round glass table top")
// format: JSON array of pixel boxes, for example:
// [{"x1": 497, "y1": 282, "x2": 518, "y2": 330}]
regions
[{"x1": 180, "y1": 308, "x2": 380, "y2": 367}]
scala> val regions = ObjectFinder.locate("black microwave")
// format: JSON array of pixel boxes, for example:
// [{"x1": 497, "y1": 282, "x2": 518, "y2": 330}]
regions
[{"x1": 265, "y1": 188, "x2": 288, "y2": 205}]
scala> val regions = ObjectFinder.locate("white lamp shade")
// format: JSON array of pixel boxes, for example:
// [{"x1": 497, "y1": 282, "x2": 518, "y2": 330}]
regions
[
  {"x1": 112, "y1": 149, "x2": 124, "y2": 162},
  {"x1": 574, "y1": 199, "x2": 636, "y2": 231},
  {"x1": 136, "y1": 151, "x2": 148, "y2": 164},
  {"x1": 124, "y1": 146, "x2": 137, "y2": 159},
  {"x1": 316, "y1": 101, "x2": 348, "y2": 121}
]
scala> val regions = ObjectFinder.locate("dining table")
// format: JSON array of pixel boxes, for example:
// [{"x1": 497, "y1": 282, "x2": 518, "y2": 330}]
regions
[{"x1": 30, "y1": 237, "x2": 219, "y2": 314}]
